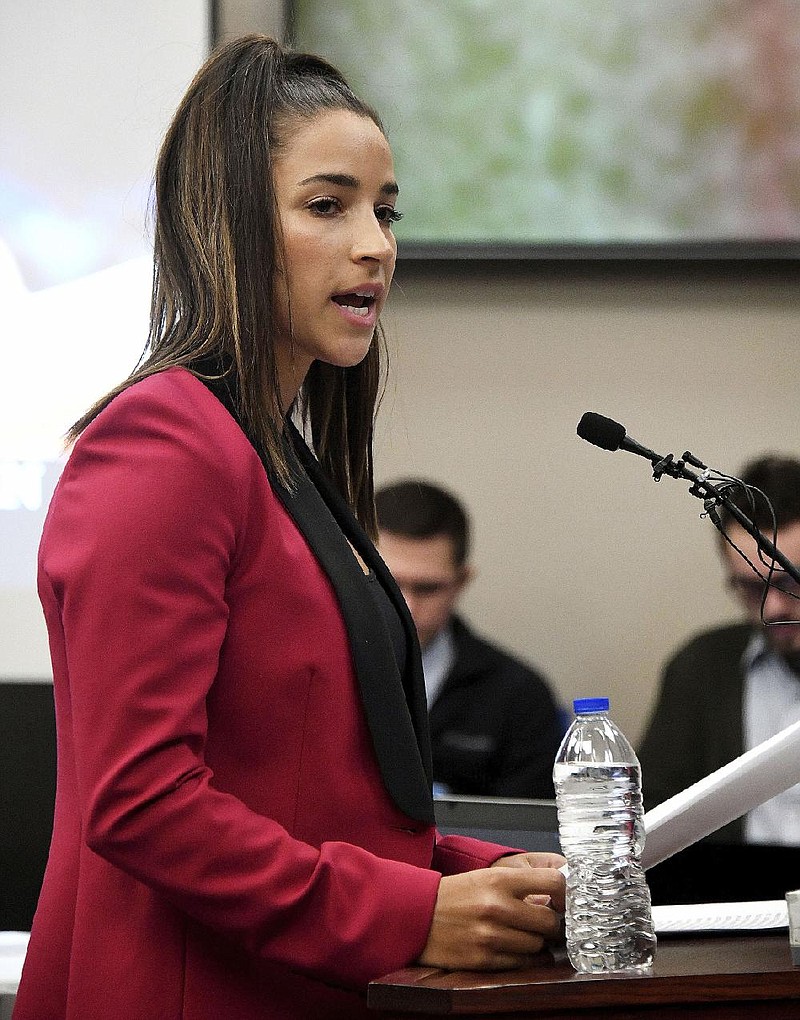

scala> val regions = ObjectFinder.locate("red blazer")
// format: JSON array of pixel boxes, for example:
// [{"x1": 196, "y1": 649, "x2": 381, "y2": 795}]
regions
[{"x1": 14, "y1": 369, "x2": 509, "y2": 1020}]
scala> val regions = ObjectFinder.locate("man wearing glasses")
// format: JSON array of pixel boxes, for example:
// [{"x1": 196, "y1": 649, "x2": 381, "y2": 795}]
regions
[
  {"x1": 639, "y1": 455, "x2": 800, "y2": 845},
  {"x1": 375, "y1": 479, "x2": 563, "y2": 800}
]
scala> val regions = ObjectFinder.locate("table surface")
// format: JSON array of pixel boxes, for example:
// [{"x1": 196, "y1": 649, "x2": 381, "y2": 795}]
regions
[{"x1": 368, "y1": 933, "x2": 800, "y2": 1018}]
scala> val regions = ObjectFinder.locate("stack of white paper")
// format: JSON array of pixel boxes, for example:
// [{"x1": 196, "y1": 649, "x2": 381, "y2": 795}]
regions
[
  {"x1": 0, "y1": 931, "x2": 29, "y2": 996},
  {"x1": 652, "y1": 900, "x2": 789, "y2": 934},
  {"x1": 642, "y1": 718, "x2": 800, "y2": 871}
]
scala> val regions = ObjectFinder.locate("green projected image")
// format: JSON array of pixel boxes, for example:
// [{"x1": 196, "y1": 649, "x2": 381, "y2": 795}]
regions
[{"x1": 292, "y1": 0, "x2": 800, "y2": 251}]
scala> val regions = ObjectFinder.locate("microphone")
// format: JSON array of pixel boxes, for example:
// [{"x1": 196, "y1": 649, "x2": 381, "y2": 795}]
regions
[
  {"x1": 576, "y1": 411, "x2": 800, "y2": 586},
  {"x1": 576, "y1": 412, "x2": 660, "y2": 463}
]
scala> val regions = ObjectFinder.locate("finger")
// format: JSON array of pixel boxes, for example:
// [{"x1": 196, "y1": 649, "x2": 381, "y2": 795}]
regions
[
  {"x1": 499, "y1": 851, "x2": 566, "y2": 871},
  {"x1": 481, "y1": 886, "x2": 562, "y2": 942},
  {"x1": 525, "y1": 899, "x2": 566, "y2": 944},
  {"x1": 535, "y1": 871, "x2": 566, "y2": 914},
  {"x1": 508, "y1": 902, "x2": 563, "y2": 941},
  {"x1": 494, "y1": 867, "x2": 566, "y2": 913},
  {"x1": 529, "y1": 852, "x2": 567, "y2": 870},
  {"x1": 481, "y1": 929, "x2": 548, "y2": 960},
  {"x1": 524, "y1": 869, "x2": 565, "y2": 913}
]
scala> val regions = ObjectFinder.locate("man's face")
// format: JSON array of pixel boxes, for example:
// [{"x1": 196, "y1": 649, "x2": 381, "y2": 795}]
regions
[
  {"x1": 378, "y1": 530, "x2": 470, "y2": 650},
  {"x1": 723, "y1": 519, "x2": 800, "y2": 664}
]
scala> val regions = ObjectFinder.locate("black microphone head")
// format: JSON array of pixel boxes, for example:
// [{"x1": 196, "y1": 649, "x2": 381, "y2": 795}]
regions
[{"x1": 577, "y1": 412, "x2": 627, "y2": 452}]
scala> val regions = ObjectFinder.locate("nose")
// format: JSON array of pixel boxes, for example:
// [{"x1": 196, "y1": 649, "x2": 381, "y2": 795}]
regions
[
  {"x1": 761, "y1": 584, "x2": 800, "y2": 622},
  {"x1": 351, "y1": 209, "x2": 396, "y2": 265}
]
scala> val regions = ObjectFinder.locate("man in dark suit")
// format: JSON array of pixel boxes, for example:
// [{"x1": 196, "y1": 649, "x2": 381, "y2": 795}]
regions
[
  {"x1": 638, "y1": 455, "x2": 800, "y2": 845},
  {"x1": 376, "y1": 479, "x2": 564, "y2": 799}
]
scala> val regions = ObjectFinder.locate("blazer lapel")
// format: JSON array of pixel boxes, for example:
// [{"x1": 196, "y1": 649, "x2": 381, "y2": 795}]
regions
[{"x1": 275, "y1": 425, "x2": 434, "y2": 824}]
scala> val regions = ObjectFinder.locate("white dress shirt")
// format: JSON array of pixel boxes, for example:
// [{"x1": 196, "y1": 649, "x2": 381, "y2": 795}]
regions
[
  {"x1": 421, "y1": 624, "x2": 455, "y2": 709},
  {"x1": 421, "y1": 626, "x2": 457, "y2": 798},
  {"x1": 743, "y1": 632, "x2": 800, "y2": 844}
]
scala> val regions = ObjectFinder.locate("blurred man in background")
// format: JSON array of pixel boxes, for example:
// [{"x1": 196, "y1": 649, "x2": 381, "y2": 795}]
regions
[
  {"x1": 639, "y1": 454, "x2": 800, "y2": 845},
  {"x1": 376, "y1": 479, "x2": 563, "y2": 799}
]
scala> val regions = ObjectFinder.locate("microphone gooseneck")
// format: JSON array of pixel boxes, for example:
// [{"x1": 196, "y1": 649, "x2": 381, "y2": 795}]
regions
[{"x1": 575, "y1": 410, "x2": 800, "y2": 588}]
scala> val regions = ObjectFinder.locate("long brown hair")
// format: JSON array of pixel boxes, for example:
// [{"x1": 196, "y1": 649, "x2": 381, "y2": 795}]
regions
[{"x1": 68, "y1": 34, "x2": 388, "y2": 534}]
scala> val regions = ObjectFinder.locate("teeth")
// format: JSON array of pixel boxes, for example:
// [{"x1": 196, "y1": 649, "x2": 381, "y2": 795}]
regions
[{"x1": 345, "y1": 304, "x2": 370, "y2": 316}]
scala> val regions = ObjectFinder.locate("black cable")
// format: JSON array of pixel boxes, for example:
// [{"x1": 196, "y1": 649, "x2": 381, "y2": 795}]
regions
[{"x1": 703, "y1": 478, "x2": 800, "y2": 626}]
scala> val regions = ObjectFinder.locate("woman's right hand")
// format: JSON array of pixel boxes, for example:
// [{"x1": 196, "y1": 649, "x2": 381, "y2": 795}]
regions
[{"x1": 417, "y1": 864, "x2": 565, "y2": 971}]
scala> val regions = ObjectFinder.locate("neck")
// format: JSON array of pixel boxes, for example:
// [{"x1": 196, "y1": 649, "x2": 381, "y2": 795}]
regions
[{"x1": 277, "y1": 348, "x2": 313, "y2": 415}]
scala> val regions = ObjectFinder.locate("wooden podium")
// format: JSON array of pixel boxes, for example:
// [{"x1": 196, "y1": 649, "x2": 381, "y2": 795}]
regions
[{"x1": 368, "y1": 933, "x2": 800, "y2": 1019}]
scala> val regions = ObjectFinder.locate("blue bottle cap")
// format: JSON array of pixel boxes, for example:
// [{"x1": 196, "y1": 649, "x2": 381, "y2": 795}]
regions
[{"x1": 573, "y1": 697, "x2": 609, "y2": 714}]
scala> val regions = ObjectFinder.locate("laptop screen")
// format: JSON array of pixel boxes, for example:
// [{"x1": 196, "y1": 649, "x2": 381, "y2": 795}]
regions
[{"x1": 434, "y1": 795, "x2": 561, "y2": 855}]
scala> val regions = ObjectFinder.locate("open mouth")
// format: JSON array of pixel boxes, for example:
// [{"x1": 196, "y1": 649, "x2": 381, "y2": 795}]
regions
[{"x1": 332, "y1": 292, "x2": 376, "y2": 318}]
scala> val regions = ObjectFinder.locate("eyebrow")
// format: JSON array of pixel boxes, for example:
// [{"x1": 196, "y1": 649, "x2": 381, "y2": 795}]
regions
[{"x1": 297, "y1": 172, "x2": 399, "y2": 197}]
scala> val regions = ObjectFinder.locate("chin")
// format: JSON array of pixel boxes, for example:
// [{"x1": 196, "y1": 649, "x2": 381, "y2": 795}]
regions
[{"x1": 326, "y1": 340, "x2": 375, "y2": 369}]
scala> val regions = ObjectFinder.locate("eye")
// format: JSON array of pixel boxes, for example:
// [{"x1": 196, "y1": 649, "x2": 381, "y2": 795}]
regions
[
  {"x1": 376, "y1": 205, "x2": 403, "y2": 225},
  {"x1": 307, "y1": 197, "x2": 341, "y2": 216}
]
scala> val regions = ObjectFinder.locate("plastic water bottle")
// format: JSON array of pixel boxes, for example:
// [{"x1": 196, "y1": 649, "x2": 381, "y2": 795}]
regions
[{"x1": 553, "y1": 697, "x2": 656, "y2": 973}]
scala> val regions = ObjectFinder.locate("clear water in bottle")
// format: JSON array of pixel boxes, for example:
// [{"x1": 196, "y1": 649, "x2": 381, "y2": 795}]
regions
[{"x1": 553, "y1": 698, "x2": 656, "y2": 973}]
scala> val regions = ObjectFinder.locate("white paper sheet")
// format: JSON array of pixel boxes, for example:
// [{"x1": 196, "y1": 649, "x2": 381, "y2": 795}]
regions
[
  {"x1": 652, "y1": 899, "x2": 789, "y2": 934},
  {"x1": 642, "y1": 718, "x2": 800, "y2": 871},
  {"x1": 0, "y1": 931, "x2": 29, "y2": 995}
]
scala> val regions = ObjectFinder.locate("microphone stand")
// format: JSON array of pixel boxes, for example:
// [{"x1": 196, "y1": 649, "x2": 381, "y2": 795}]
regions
[{"x1": 638, "y1": 448, "x2": 800, "y2": 587}]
